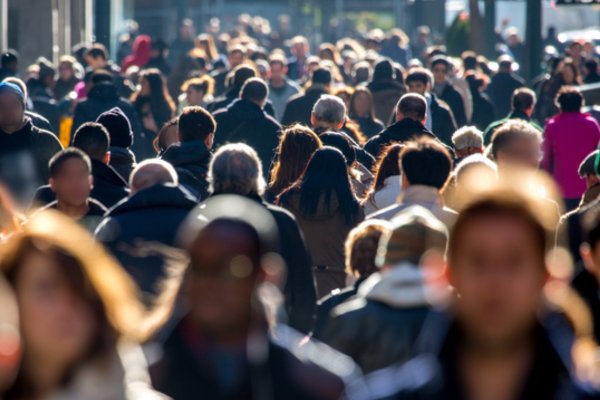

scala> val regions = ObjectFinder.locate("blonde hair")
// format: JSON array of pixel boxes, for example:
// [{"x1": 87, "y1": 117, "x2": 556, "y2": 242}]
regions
[{"x1": 345, "y1": 220, "x2": 391, "y2": 277}]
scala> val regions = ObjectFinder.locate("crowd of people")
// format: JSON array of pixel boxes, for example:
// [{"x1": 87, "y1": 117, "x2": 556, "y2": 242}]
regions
[{"x1": 2, "y1": 12, "x2": 600, "y2": 400}]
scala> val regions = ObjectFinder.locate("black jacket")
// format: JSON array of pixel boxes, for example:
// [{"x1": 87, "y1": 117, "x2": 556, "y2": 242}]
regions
[
  {"x1": 281, "y1": 86, "x2": 329, "y2": 127},
  {"x1": 573, "y1": 268, "x2": 600, "y2": 344},
  {"x1": 364, "y1": 118, "x2": 437, "y2": 158},
  {"x1": 39, "y1": 198, "x2": 107, "y2": 232},
  {"x1": 108, "y1": 146, "x2": 136, "y2": 183},
  {"x1": 26, "y1": 111, "x2": 54, "y2": 134},
  {"x1": 30, "y1": 159, "x2": 129, "y2": 210},
  {"x1": 366, "y1": 311, "x2": 600, "y2": 400},
  {"x1": 438, "y1": 83, "x2": 467, "y2": 127},
  {"x1": 212, "y1": 99, "x2": 282, "y2": 180},
  {"x1": 470, "y1": 91, "x2": 496, "y2": 132},
  {"x1": 207, "y1": 86, "x2": 277, "y2": 119},
  {"x1": 161, "y1": 140, "x2": 212, "y2": 201},
  {"x1": 95, "y1": 184, "x2": 197, "y2": 297},
  {"x1": 429, "y1": 95, "x2": 457, "y2": 147},
  {"x1": 71, "y1": 84, "x2": 144, "y2": 159},
  {"x1": 489, "y1": 72, "x2": 525, "y2": 120},
  {"x1": 312, "y1": 278, "x2": 365, "y2": 340},
  {"x1": 29, "y1": 83, "x2": 61, "y2": 136},
  {"x1": 351, "y1": 116, "x2": 385, "y2": 139}
]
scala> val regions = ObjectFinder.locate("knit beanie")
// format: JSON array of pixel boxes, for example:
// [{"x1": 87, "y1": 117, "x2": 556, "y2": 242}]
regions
[
  {"x1": 96, "y1": 107, "x2": 134, "y2": 148},
  {"x1": 0, "y1": 82, "x2": 25, "y2": 109}
]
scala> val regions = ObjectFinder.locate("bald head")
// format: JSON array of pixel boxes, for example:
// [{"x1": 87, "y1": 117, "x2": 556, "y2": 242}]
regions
[{"x1": 129, "y1": 160, "x2": 178, "y2": 195}]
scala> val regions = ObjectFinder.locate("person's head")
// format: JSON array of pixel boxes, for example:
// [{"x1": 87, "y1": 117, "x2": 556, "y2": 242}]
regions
[
  {"x1": 578, "y1": 150, "x2": 600, "y2": 189},
  {"x1": 84, "y1": 44, "x2": 109, "y2": 69},
  {"x1": 49, "y1": 148, "x2": 92, "y2": 208},
  {"x1": 310, "y1": 67, "x2": 333, "y2": 87},
  {"x1": 37, "y1": 57, "x2": 57, "y2": 88},
  {"x1": 72, "y1": 122, "x2": 110, "y2": 163},
  {"x1": 462, "y1": 51, "x2": 478, "y2": 71},
  {"x1": 129, "y1": 160, "x2": 178, "y2": 195},
  {"x1": 270, "y1": 125, "x2": 322, "y2": 197},
  {"x1": 417, "y1": 26, "x2": 430, "y2": 43},
  {"x1": 452, "y1": 126, "x2": 484, "y2": 159},
  {"x1": 311, "y1": 94, "x2": 346, "y2": 130},
  {"x1": 349, "y1": 86, "x2": 376, "y2": 120},
  {"x1": 90, "y1": 69, "x2": 113, "y2": 89},
  {"x1": 208, "y1": 143, "x2": 266, "y2": 197},
  {"x1": 136, "y1": 69, "x2": 171, "y2": 105},
  {"x1": 334, "y1": 86, "x2": 354, "y2": 111},
  {"x1": 240, "y1": 77, "x2": 269, "y2": 108},
  {"x1": 0, "y1": 82, "x2": 25, "y2": 131},
  {"x1": 568, "y1": 40, "x2": 583, "y2": 59},
  {"x1": 396, "y1": 93, "x2": 427, "y2": 124},
  {"x1": 400, "y1": 138, "x2": 452, "y2": 191},
  {"x1": 372, "y1": 58, "x2": 394, "y2": 82},
  {"x1": 352, "y1": 61, "x2": 372, "y2": 84},
  {"x1": 430, "y1": 56, "x2": 451, "y2": 86},
  {"x1": 291, "y1": 36, "x2": 309, "y2": 59},
  {"x1": 345, "y1": 220, "x2": 391, "y2": 278},
  {"x1": 254, "y1": 59, "x2": 271, "y2": 81},
  {"x1": 405, "y1": 68, "x2": 432, "y2": 96},
  {"x1": 377, "y1": 205, "x2": 448, "y2": 270},
  {"x1": 369, "y1": 144, "x2": 403, "y2": 195},
  {"x1": 0, "y1": 211, "x2": 149, "y2": 397},
  {"x1": 560, "y1": 58, "x2": 581, "y2": 85},
  {"x1": 96, "y1": 107, "x2": 133, "y2": 149},
  {"x1": 1, "y1": 50, "x2": 19, "y2": 72},
  {"x1": 269, "y1": 54, "x2": 288, "y2": 81},
  {"x1": 447, "y1": 192, "x2": 550, "y2": 348},
  {"x1": 319, "y1": 132, "x2": 357, "y2": 167},
  {"x1": 231, "y1": 64, "x2": 256, "y2": 87},
  {"x1": 179, "y1": 195, "x2": 279, "y2": 339},
  {"x1": 279, "y1": 147, "x2": 360, "y2": 227},
  {"x1": 153, "y1": 118, "x2": 179, "y2": 154},
  {"x1": 177, "y1": 106, "x2": 216, "y2": 148},
  {"x1": 179, "y1": 19, "x2": 195, "y2": 41},
  {"x1": 511, "y1": 87, "x2": 536, "y2": 117},
  {"x1": 58, "y1": 55, "x2": 77, "y2": 82},
  {"x1": 181, "y1": 75, "x2": 215, "y2": 107},
  {"x1": 584, "y1": 58, "x2": 599, "y2": 78},
  {"x1": 498, "y1": 55, "x2": 514, "y2": 73},
  {"x1": 556, "y1": 85, "x2": 584, "y2": 113},
  {"x1": 491, "y1": 120, "x2": 543, "y2": 170},
  {"x1": 227, "y1": 45, "x2": 247, "y2": 69}
]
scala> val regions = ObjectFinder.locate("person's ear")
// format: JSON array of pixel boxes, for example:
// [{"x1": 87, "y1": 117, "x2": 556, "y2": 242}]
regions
[
  {"x1": 104, "y1": 152, "x2": 110, "y2": 165},
  {"x1": 396, "y1": 111, "x2": 403, "y2": 122},
  {"x1": 581, "y1": 243, "x2": 596, "y2": 274},
  {"x1": 337, "y1": 119, "x2": 344, "y2": 130},
  {"x1": 422, "y1": 115, "x2": 427, "y2": 125},
  {"x1": 204, "y1": 132, "x2": 214, "y2": 149},
  {"x1": 89, "y1": 175, "x2": 94, "y2": 190},
  {"x1": 49, "y1": 178, "x2": 56, "y2": 193},
  {"x1": 310, "y1": 112, "x2": 316, "y2": 126}
]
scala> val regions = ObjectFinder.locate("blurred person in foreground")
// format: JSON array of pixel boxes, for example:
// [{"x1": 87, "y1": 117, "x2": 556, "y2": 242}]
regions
[
  {"x1": 95, "y1": 160, "x2": 197, "y2": 301},
  {"x1": 206, "y1": 143, "x2": 316, "y2": 334},
  {"x1": 150, "y1": 195, "x2": 361, "y2": 400},
  {"x1": 322, "y1": 206, "x2": 448, "y2": 374},
  {"x1": 452, "y1": 126, "x2": 484, "y2": 165},
  {"x1": 367, "y1": 186, "x2": 600, "y2": 400},
  {"x1": 0, "y1": 210, "x2": 169, "y2": 400},
  {"x1": 489, "y1": 119, "x2": 544, "y2": 173}
]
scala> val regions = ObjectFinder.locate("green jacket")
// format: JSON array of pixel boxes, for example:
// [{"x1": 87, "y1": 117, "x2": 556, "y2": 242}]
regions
[{"x1": 483, "y1": 111, "x2": 543, "y2": 146}]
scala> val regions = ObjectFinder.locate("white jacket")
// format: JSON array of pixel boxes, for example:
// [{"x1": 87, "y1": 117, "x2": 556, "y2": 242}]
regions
[{"x1": 363, "y1": 176, "x2": 402, "y2": 215}]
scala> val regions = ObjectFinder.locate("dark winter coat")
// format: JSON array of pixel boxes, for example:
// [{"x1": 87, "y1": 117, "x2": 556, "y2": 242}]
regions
[
  {"x1": 470, "y1": 91, "x2": 496, "y2": 132},
  {"x1": 367, "y1": 80, "x2": 406, "y2": 126},
  {"x1": 212, "y1": 99, "x2": 282, "y2": 180},
  {"x1": 161, "y1": 140, "x2": 212, "y2": 201},
  {"x1": 26, "y1": 111, "x2": 55, "y2": 134},
  {"x1": 95, "y1": 184, "x2": 197, "y2": 296},
  {"x1": 364, "y1": 118, "x2": 437, "y2": 158},
  {"x1": 489, "y1": 71, "x2": 526, "y2": 120},
  {"x1": 429, "y1": 95, "x2": 457, "y2": 147},
  {"x1": 572, "y1": 267, "x2": 600, "y2": 344},
  {"x1": 281, "y1": 86, "x2": 329, "y2": 127},
  {"x1": 438, "y1": 83, "x2": 467, "y2": 127},
  {"x1": 351, "y1": 116, "x2": 385, "y2": 139}
]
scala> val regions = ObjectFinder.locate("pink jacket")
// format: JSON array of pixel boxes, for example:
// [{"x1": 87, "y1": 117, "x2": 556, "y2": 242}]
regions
[{"x1": 541, "y1": 112, "x2": 600, "y2": 199}]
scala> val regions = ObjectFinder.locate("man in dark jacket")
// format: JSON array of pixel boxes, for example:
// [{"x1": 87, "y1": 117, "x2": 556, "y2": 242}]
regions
[
  {"x1": 30, "y1": 122, "x2": 130, "y2": 210},
  {"x1": 85, "y1": 44, "x2": 134, "y2": 98},
  {"x1": 207, "y1": 143, "x2": 317, "y2": 334},
  {"x1": 281, "y1": 67, "x2": 332, "y2": 127},
  {"x1": 0, "y1": 82, "x2": 63, "y2": 207},
  {"x1": 322, "y1": 206, "x2": 448, "y2": 374},
  {"x1": 28, "y1": 57, "x2": 61, "y2": 134},
  {"x1": 161, "y1": 106, "x2": 214, "y2": 200},
  {"x1": 150, "y1": 195, "x2": 357, "y2": 400},
  {"x1": 71, "y1": 70, "x2": 143, "y2": 158},
  {"x1": 489, "y1": 56, "x2": 526, "y2": 120},
  {"x1": 430, "y1": 56, "x2": 467, "y2": 127},
  {"x1": 96, "y1": 107, "x2": 137, "y2": 181},
  {"x1": 367, "y1": 58, "x2": 406, "y2": 126},
  {"x1": 405, "y1": 68, "x2": 457, "y2": 146},
  {"x1": 367, "y1": 192, "x2": 600, "y2": 400},
  {"x1": 483, "y1": 87, "x2": 542, "y2": 146},
  {"x1": 212, "y1": 78, "x2": 282, "y2": 180},
  {"x1": 365, "y1": 93, "x2": 437, "y2": 158},
  {"x1": 95, "y1": 160, "x2": 197, "y2": 299}
]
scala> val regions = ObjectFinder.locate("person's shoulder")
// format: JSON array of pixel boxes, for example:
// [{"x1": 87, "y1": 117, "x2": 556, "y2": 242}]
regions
[
  {"x1": 264, "y1": 113, "x2": 283, "y2": 128},
  {"x1": 330, "y1": 296, "x2": 369, "y2": 319},
  {"x1": 367, "y1": 204, "x2": 401, "y2": 221}
]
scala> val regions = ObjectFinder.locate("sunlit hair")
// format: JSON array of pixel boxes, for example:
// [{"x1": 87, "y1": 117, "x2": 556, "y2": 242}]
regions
[
  {"x1": 208, "y1": 143, "x2": 266, "y2": 196},
  {"x1": 269, "y1": 125, "x2": 322, "y2": 198},
  {"x1": 345, "y1": 220, "x2": 390, "y2": 278},
  {"x1": 180, "y1": 74, "x2": 215, "y2": 96},
  {"x1": 363, "y1": 144, "x2": 403, "y2": 202}
]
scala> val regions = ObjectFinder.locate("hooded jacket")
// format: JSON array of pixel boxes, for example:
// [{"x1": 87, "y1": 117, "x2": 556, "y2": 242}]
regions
[
  {"x1": 321, "y1": 264, "x2": 435, "y2": 374},
  {"x1": 95, "y1": 184, "x2": 197, "y2": 297},
  {"x1": 364, "y1": 118, "x2": 437, "y2": 158},
  {"x1": 212, "y1": 99, "x2": 282, "y2": 180},
  {"x1": 161, "y1": 140, "x2": 212, "y2": 201},
  {"x1": 121, "y1": 35, "x2": 152, "y2": 73}
]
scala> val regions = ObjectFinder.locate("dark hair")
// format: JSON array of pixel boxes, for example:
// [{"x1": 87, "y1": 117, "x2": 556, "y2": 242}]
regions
[
  {"x1": 319, "y1": 132, "x2": 356, "y2": 166},
  {"x1": 131, "y1": 68, "x2": 176, "y2": 121},
  {"x1": 91, "y1": 69, "x2": 113, "y2": 85},
  {"x1": 73, "y1": 122, "x2": 110, "y2": 161},
  {"x1": 397, "y1": 93, "x2": 427, "y2": 121},
  {"x1": 462, "y1": 51, "x2": 477, "y2": 70},
  {"x1": 405, "y1": 68, "x2": 431, "y2": 86},
  {"x1": 232, "y1": 65, "x2": 256, "y2": 87},
  {"x1": 1, "y1": 50, "x2": 19, "y2": 67},
  {"x1": 349, "y1": 86, "x2": 376, "y2": 121},
  {"x1": 49, "y1": 148, "x2": 91, "y2": 178},
  {"x1": 178, "y1": 106, "x2": 216, "y2": 142},
  {"x1": 85, "y1": 44, "x2": 109, "y2": 61},
  {"x1": 512, "y1": 88, "x2": 536, "y2": 112},
  {"x1": 556, "y1": 85, "x2": 583, "y2": 112},
  {"x1": 364, "y1": 144, "x2": 403, "y2": 200},
  {"x1": 400, "y1": 138, "x2": 452, "y2": 189},
  {"x1": 585, "y1": 58, "x2": 599, "y2": 75},
  {"x1": 431, "y1": 56, "x2": 451, "y2": 70},
  {"x1": 270, "y1": 125, "x2": 322, "y2": 198},
  {"x1": 278, "y1": 147, "x2": 360, "y2": 227},
  {"x1": 241, "y1": 77, "x2": 269, "y2": 102},
  {"x1": 153, "y1": 118, "x2": 178, "y2": 154},
  {"x1": 269, "y1": 54, "x2": 288, "y2": 68},
  {"x1": 372, "y1": 58, "x2": 394, "y2": 81}
]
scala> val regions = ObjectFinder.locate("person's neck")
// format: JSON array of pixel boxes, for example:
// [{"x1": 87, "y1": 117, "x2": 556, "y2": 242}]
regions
[
  {"x1": 0, "y1": 120, "x2": 24, "y2": 134},
  {"x1": 57, "y1": 199, "x2": 89, "y2": 220},
  {"x1": 313, "y1": 122, "x2": 338, "y2": 131},
  {"x1": 270, "y1": 76, "x2": 285, "y2": 88}
]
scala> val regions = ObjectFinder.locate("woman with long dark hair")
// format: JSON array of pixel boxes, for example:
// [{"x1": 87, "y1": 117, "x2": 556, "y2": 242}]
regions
[
  {"x1": 278, "y1": 147, "x2": 365, "y2": 298},
  {"x1": 267, "y1": 125, "x2": 322, "y2": 203},
  {"x1": 363, "y1": 144, "x2": 403, "y2": 215},
  {"x1": 131, "y1": 69, "x2": 176, "y2": 159},
  {"x1": 348, "y1": 86, "x2": 385, "y2": 139}
]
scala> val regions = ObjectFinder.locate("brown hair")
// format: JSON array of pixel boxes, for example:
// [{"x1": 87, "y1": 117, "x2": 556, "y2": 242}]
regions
[
  {"x1": 363, "y1": 144, "x2": 403, "y2": 201},
  {"x1": 180, "y1": 74, "x2": 215, "y2": 96},
  {"x1": 345, "y1": 220, "x2": 390, "y2": 277},
  {"x1": 269, "y1": 125, "x2": 322, "y2": 198}
]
